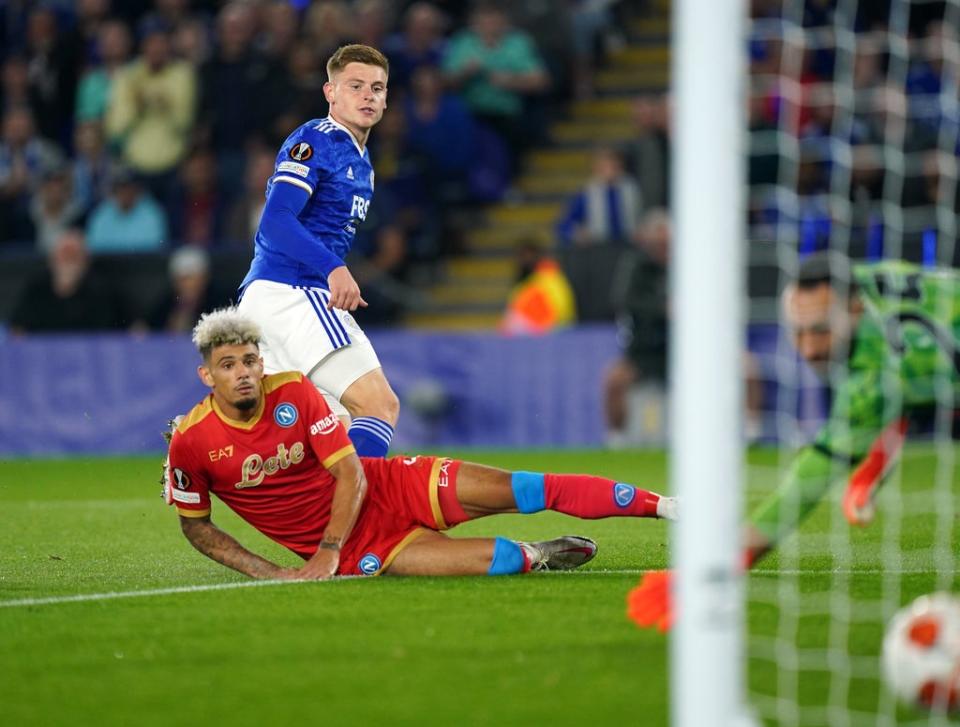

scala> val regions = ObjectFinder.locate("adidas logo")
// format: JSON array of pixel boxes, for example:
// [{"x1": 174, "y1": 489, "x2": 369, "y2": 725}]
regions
[{"x1": 346, "y1": 166, "x2": 354, "y2": 180}]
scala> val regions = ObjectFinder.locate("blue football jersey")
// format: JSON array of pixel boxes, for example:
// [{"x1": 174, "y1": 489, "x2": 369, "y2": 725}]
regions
[{"x1": 241, "y1": 116, "x2": 375, "y2": 291}]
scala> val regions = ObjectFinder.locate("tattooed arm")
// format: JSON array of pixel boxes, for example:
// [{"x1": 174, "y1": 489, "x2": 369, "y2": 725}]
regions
[{"x1": 179, "y1": 515, "x2": 299, "y2": 580}]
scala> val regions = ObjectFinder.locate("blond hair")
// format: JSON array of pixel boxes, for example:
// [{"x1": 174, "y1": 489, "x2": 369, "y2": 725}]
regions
[
  {"x1": 192, "y1": 307, "x2": 261, "y2": 361},
  {"x1": 326, "y1": 44, "x2": 389, "y2": 81}
]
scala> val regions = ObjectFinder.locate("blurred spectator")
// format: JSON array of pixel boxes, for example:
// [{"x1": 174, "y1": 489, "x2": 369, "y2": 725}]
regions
[
  {"x1": 442, "y1": 2, "x2": 549, "y2": 168},
  {"x1": 30, "y1": 165, "x2": 84, "y2": 253},
  {"x1": 24, "y1": 7, "x2": 81, "y2": 144},
  {"x1": 75, "y1": 20, "x2": 133, "y2": 123},
  {"x1": 169, "y1": 147, "x2": 224, "y2": 246},
  {"x1": 140, "y1": 246, "x2": 231, "y2": 332},
  {"x1": 304, "y1": 1, "x2": 352, "y2": 63},
  {"x1": 272, "y1": 41, "x2": 328, "y2": 141},
  {"x1": 349, "y1": 197, "x2": 411, "y2": 326},
  {"x1": 369, "y1": 107, "x2": 437, "y2": 259},
  {"x1": 556, "y1": 146, "x2": 642, "y2": 247},
  {"x1": 71, "y1": 120, "x2": 113, "y2": 215},
  {"x1": 172, "y1": 17, "x2": 212, "y2": 67},
  {"x1": 258, "y1": 0, "x2": 300, "y2": 62},
  {"x1": 8, "y1": 228, "x2": 126, "y2": 332},
  {"x1": 382, "y1": 2, "x2": 448, "y2": 92},
  {"x1": 629, "y1": 93, "x2": 670, "y2": 210},
  {"x1": 603, "y1": 209, "x2": 670, "y2": 448},
  {"x1": 225, "y1": 146, "x2": 274, "y2": 245},
  {"x1": 0, "y1": 106, "x2": 62, "y2": 244},
  {"x1": 1, "y1": 56, "x2": 31, "y2": 114},
  {"x1": 404, "y1": 65, "x2": 477, "y2": 205},
  {"x1": 152, "y1": 0, "x2": 196, "y2": 35},
  {"x1": 199, "y1": 2, "x2": 282, "y2": 202},
  {"x1": 105, "y1": 19, "x2": 196, "y2": 204},
  {"x1": 501, "y1": 240, "x2": 576, "y2": 336},
  {"x1": 75, "y1": 0, "x2": 113, "y2": 62},
  {"x1": 568, "y1": 0, "x2": 618, "y2": 99},
  {"x1": 86, "y1": 167, "x2": 168, "y2": 252},
  {"x1": 512, "y1": 1, "x2": 582, "y2": 104},
  {"x1": 353, "y1": 0, "x2": 393, "y2": 50}
]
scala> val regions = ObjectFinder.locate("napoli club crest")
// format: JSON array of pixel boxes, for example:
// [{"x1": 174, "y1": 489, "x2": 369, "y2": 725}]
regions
[
  {"x1": 359, "y1": 554, "x2": 382, "y2": 575},
  {"x1": 613, "y1": 483, "x2": 636, "y2": 507},
  {"x1": 274, "y1": 403, "x2": 299, "y2": 428}
]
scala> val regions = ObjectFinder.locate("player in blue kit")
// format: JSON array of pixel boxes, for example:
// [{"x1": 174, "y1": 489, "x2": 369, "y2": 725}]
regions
[{"x1": 237, "y1": 45, "x2": 399, "y2": 457}]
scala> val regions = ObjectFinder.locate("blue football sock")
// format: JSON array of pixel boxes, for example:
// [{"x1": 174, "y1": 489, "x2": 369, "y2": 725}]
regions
[
  {"x1": 510, "y1": 471, "x2": 546, "y2": 513},
  {"x1": 487, "y1": 537, "x2": 526, "y2": 575},
  {"x1": 348, "y1": 416, "x2": 394, "y2": 457}
]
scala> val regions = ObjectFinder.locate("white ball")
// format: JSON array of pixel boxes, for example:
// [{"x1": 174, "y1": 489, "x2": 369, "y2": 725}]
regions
[{"x1": 882, "y1": 592, "x2": 960, "y2": 712}]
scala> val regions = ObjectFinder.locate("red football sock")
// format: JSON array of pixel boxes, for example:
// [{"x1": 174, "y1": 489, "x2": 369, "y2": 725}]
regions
[{"x1": 544, "y1": 474, "x2": 661, "y2": 519}]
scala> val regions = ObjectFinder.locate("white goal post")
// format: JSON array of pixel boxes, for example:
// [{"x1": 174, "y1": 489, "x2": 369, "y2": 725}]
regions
[{"x1": 670, "y1": 0, "x2": 752, "y2": 726}]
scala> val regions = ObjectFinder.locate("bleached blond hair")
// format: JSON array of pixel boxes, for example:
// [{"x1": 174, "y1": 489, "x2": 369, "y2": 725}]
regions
[{"x1": 191, "y1": 307, "x2": 262, "y2": 361}]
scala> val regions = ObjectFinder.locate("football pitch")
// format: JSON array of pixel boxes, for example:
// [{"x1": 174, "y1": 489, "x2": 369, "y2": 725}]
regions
[{"x1": 1, "y1": 448, "x2": 956, "y2": 726}]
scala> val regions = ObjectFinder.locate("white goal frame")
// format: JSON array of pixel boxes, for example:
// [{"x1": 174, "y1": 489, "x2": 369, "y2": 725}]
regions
[{"x1": 670, "y1": 0, "x2": 752, "y2": 726}]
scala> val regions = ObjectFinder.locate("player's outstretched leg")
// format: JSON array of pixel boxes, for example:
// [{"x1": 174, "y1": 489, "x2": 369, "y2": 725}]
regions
[
  {"x1": 385, "y1": 531, "x2": 597, "y2": 576},
  {"x1": 448, "y1": 462, "x2": 678, "y2": 523}
]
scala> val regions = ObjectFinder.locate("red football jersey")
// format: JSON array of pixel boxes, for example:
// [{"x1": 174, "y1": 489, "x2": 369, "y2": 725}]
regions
[{"x1": 167, "y1": 371, "x2": 355, "y2": 558}]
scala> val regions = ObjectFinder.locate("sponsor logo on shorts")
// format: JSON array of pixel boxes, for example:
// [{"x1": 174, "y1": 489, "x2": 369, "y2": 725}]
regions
[
  {"x1": 172, "y1": 489, "x2": 201, "y2": 504},
  {"x1": 438, "y1": 459, "x2": 452, "y2": 488},
  {"x1": 173, "y1": 468, "x2": 191, "y2": 490},
  {"x1": 359, "y1": 553, "x2": 381, "y2": 575},
  {"x1": 310, "y1": 413, "x2": 339, "y2": 436},
  {"x1": 274, "y1": 403, "x2": 299, "y2": 428},
  {"x1": 614, "y1": 483, "x2": 636, "y2": 508},
  {"x1": 277, "y1": 161, "x2": 310, "y2": 178}
]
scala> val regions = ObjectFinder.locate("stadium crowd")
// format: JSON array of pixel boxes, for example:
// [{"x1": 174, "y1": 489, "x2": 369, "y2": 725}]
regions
[
  {"x1": 0, "y1": 0, "x2": 629, "y2": 331},
  {"x1": 2, "y1": 0, "x2": 958, "y2": 338}
]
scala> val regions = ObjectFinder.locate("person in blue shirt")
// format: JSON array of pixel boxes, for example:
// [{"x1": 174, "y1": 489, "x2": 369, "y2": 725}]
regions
[{"x1": 237, "y1": 44, "x2": 399, "y2": 458}]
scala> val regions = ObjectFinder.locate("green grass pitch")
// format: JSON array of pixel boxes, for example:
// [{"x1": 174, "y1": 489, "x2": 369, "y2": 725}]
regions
[{"x1": 1, "y1": 448, "x2": 957, "y2": 726}]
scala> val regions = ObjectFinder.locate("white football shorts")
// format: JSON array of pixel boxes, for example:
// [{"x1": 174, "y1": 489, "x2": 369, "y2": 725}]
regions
[{"x1": 237, "y1": 279, "x2": 382, "y2": 417}]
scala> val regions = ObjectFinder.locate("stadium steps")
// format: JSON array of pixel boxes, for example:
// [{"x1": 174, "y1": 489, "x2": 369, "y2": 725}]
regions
[{"x1": 402, "y1": 7, "x2": 671, "y2": 331}]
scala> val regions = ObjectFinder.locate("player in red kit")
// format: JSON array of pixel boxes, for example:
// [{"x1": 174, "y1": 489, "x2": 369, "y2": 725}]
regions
[{"x1": 165, "y1": 308, "x2": 678, "y2": 579}]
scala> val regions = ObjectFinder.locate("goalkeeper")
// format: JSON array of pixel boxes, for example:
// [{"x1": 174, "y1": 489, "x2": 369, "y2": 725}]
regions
[{"x1": 631, "y1": 252, "x2": 960, "y2": 629}]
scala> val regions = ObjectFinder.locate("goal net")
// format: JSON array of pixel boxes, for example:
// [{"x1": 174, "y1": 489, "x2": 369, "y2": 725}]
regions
[{"x1": 741, "y1": 1, "x2": 960, "y2": 725}]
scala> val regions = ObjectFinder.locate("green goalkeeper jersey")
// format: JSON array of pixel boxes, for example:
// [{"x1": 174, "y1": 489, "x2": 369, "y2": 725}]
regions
[{"x1": 752, "y1": 260, "x2": 960, "y2": 542}]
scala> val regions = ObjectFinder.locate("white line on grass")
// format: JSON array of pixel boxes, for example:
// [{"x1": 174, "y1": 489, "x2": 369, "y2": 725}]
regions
[
  {"x1": 0, "y1": 568, "x2": 946, "y2": 609},
  {"x1": 0, "y1": 578, "x2": 317, "y2": 609}
]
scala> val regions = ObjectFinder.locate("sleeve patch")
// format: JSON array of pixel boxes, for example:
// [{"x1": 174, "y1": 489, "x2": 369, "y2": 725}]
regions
[
  {"x1": 289, "y1": 142, "x2": 313, "y2": 161},
  {"x1": 172, "y1": 489, "x2": 202, "y2": 504},
  {"x1": 277, "y1": 161, "x2": 310, "y2": 178}
]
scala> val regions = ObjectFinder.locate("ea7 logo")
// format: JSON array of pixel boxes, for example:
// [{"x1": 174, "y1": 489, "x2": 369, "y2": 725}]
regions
[
  {"x1": 350, "y1": 195, "x2": 370, "y2": 221},
  {"x1": 208, "y1": 445, "x2": 234, "y2": 462}
]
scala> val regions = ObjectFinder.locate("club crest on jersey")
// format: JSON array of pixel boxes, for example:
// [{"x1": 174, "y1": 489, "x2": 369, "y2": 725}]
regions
[
  {"x1": 614, "y1": 483, "x2": 636, "y2": 507},
  {"x1": 289, "y1": 142, "x2": 313, "y2": 161},
  {"x1": 173, "y1": 468, "x2": 191, "y2": 490},
  {"x1": 359, "y1": 553, "x2": 382, "y2": 575},
  {"x1": 274, "y1": 403, "x2": 299, "y2": 428}
]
